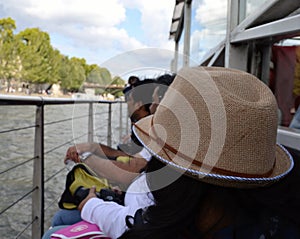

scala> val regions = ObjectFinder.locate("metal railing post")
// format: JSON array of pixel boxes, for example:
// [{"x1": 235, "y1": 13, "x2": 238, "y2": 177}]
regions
[
  {"x1": 88, "y1": 103, "x2": 94, "y2": 143},
  {"x1": 126, "y1": 105, "x2": 129, "y2": 135},
  {"x1": 183, "y1": 0, "x2": 192, "y2": 67},
  {"x1": 119, "y1": 102, "x2": 123, "y2": 142},
  {"x1": 32, "y1": 104, "x2": 44, "y2": 239},
  {"x1": 107, "y1": 103, "x2": 112, "y2": 147}
]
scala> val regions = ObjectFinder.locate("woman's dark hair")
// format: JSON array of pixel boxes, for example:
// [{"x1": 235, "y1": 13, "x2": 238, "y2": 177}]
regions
[
  {"x1": 156, "y1": 74, "x2": 175, "y2": 101},
  {"x1": 119, "y1": 147, "x2": 300, "y2": 238},
  {"x1": 236, "y1": 146, "x2": 300, "y2": 227},
  {"x1": 130, "y1": 79, "x2": 155, "y2": 114},
  {"x1": 119, "y1": 156, "x2": 208, "y2": 239},
  {"x1": 128, "y1": 76, "x2": 140, "y2": 86}
]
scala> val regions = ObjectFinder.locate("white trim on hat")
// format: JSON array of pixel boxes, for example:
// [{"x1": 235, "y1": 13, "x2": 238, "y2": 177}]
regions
[{"x1": 133, "y1": 126, "x2": 294, "y2": 185}]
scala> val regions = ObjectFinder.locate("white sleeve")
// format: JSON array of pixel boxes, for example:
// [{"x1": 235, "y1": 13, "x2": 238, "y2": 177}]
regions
[
  {"x1": 138, "y1": 148, "x2": 152, "y2": 162},
  {"x1": 81, "y1": 174, "x2": 154, "y2": 239},
  {"x1": 81, "y1": 198, "x2": 134, "y2": 239}
]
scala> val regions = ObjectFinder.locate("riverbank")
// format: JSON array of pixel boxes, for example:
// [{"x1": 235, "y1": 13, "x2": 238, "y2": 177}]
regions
[
  {"x1": 0, "y1": 90, "x2": 71, "y2": 98},
  {"x1": 0, "y1": 91, "x2": 120, "y2": 101}
]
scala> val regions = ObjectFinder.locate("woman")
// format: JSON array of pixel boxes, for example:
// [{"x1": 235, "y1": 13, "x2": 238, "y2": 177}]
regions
[
  {"x1": 51, "y1": 74, "x2": 174, "y2": 227},
  {"x1": 43, "y1": 67, "x2": 298, "y2": 239},
  {"x1": 123, "y1": 67, "x2": 299, "y2": 238}
]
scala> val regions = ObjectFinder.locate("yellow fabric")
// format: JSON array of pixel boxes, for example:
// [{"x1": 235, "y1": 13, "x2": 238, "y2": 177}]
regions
[
  {"x1": 69, "y1": 167, "x2": 110, "y2": 195},
  {"x1": 62, "y1": 202, "x2": 76, "y2": 209},
  {"x1": 62, "y1": 163, "x2": 111, "y2": 209},
  {"x1": 116, "y1": 156, "x2": 131, "y2": 163}
]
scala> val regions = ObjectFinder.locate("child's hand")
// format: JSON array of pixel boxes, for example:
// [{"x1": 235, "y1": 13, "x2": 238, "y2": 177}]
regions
[{"x1": 78, "y1": 186, "x2": 97, "y2": 211}]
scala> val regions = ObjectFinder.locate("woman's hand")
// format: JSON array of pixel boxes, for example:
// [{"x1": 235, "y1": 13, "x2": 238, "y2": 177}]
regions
[
  {"x1": 64, "y1": 145, "x2": 81, "y2": 163},
  {"x1": 64, "y1": 143, "x2": 97, "y2": 164},
  {"x1": 78, "y1": 186, "x2": 97, "y2": 211}
]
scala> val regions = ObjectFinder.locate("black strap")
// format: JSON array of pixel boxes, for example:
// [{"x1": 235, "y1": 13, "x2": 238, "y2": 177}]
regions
[{"x1": 125, "y1": 208, "x2": 146, "y2": 228}]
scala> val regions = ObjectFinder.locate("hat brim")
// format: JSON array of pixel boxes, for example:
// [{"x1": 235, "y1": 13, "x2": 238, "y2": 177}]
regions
[{"x1": 133, "y1": 115, "x2": 294, "y2": 188}]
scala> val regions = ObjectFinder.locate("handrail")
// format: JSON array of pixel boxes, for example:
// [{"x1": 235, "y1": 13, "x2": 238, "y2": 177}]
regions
[
  {"x1": 0, "y1": 94, "x2": 121, "y2": 105},
  {"x1": 277, "y1": 126, "x2": 300, "y2": 150},
  {"x1": 0, "y1": 94, "x2": 127, "y2": 239}
]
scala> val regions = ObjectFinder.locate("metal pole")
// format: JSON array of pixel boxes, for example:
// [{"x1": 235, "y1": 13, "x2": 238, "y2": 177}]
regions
[
  {"x1": 88, "y1": 103, "x2": 94, "y2": 143},
  {"x1": 32, "y1": 104, "x2": 44, "y2": 239},
  {"x1": 225, "y1": 0, "x2": 238, "y2": 68},
  {"x1": 107, "y1": 103, "x2": 112, "y2": 147},
  {"x1": 261, "y1": 44, "x2": 271, "y2": 85},
  {"x1": 183, "y1": 0, "x2": 192, "y2": 67},
  {"x1": 174, "y1": 41, "x2": 179, "y2": 72},
  {"x1": 126, "y1": 105, "x2": 129, "y2": 135},
  {"x1": 225, "y1": 0, "x2": 248, "y2": 71},
  {"x1": 238, "y1": 0, "x2": 246, "y2": 23},
  {"x1": 119, "y1": 102, "x2": 123, "y2": 142}
]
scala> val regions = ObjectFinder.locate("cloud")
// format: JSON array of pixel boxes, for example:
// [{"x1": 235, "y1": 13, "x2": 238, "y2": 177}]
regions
[
  {"x1": 100, "y1": 48, "x2": 176, "y2": 78},
  {"x1": 25, "y1": 0, "x2": 126, "y2": 27},
  {"x1": 0, "y1": 1, "x2": 129, "y2": 51},
  {"x1": 195, "y1": 0, "x2": 227, "y2": 30},
  {"x1": 121, "y1": 0, "x2": 175, "y2": 46},
  {"x1": 190, "y1": 29, "x2": 225, "y2": 63},
  {"x1": 190, "y1": 0, "x2": 227, "y2": 62},
  {"x1": 0, "y1": 0, "x2": 175, "y2": 66}
]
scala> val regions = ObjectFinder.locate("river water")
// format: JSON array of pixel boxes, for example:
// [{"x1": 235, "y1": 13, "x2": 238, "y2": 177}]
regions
[{"x1": 0, "y1": 102, "x2": 127, "y2": 238}]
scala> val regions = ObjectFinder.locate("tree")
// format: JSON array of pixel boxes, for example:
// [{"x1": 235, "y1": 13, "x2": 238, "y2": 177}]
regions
[
  {"x1": 102, "y1": 76, "x2": 125, "y2": 98},
  {"x1": 0, "y1": 17, "x2": 118, "y2": 95},
  {"x1": 59, "y1": 56, "x2": 86, "y2": 93},
  {"x1": 86, "y1": 66, "x2": 113, "y2": 86},
  {"x1": 111, "y1": 76, "x2": 125, "y2": 86},
  {"x1": 0, "y1": 17, "x2": 22, "y2": 92},
  {"x1": 86, "y1": 65, "x2": 102, "y2": 84},
  {"x1": 16, "y1": 28, "x2": 60, "y2": 91},
  {"x1": 47, "y1": 48, "x2": 62, "y2": 84},
  {"x1": 0, "y1": 17, "x2": 15, "y2": 40},
  {"x1": 99, "y1": 67, "x2": 112, "y2": 85}
]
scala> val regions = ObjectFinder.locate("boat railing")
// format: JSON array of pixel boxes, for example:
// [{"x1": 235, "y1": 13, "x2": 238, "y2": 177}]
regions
[
  {"x1": 277, "y1": 126, "x2": 300, "y2": 151},
  {"x1": 0, "y1": 95, "x2": 299, "y2": 239},
  {"x1": 0, "y1": 94, "x2": 128, "y2": 239}
]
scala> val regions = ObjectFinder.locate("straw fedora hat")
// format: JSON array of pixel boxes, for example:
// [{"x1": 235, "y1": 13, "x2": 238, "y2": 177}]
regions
[{"x1": 133, "y1": 66, "x2": 294, "y2": 188}]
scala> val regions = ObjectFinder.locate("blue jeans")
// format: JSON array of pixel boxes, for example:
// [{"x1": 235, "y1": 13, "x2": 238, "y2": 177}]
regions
[{"x1": 51, "y1": 209, "x2": 82, "y2": 227}]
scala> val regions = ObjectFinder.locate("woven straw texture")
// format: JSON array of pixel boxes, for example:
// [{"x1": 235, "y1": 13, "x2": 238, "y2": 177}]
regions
[{"x1": 133, "y1": 67, "x2": 293, "y2": 188}]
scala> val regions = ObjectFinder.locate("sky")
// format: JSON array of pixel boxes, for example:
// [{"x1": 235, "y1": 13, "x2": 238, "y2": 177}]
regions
[{"x1": 0, "y1": 0, "x2": 231, "y2": 79}]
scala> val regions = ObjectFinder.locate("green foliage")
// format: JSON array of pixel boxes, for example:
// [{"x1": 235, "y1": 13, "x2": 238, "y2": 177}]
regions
[
  {"x1": 111, "y1": 76, "x2": 125, "y2": 86},
  {"x1": 99, "y1": 67, "x2": 112, "y2": 85},
  {"x1": 16, "y1": 28, "x2": 60, "y2": 86},
  {"x1": 0, "y1": 42, "x2": 22, "y2": 80},
  {"x1": 86, "y1": 65, "x2": 102, "y2": 84},
  {"x1": 86, "y1": 64, "x2": 98, "y2": 75},
  {"x1": 86, "y1": 66, "x2": 113, "y2": 86},
  {"x1": 59, "y1": 56, "x2": 86, "y2": 92},
  {"x1": 0, "y1": 18, "x2": 22, "y2": 91},
  {"x1": 102, "y1": 76, "x2": 125, "y2": 98},
  {"x1": 0, "y1": 17, "x2": 16, "y2": 42}
]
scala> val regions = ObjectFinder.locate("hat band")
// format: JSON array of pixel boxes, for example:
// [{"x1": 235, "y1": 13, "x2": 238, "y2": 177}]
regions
[{"x1": 134, "y1": 120, "x2": 275, "y2": 178}]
